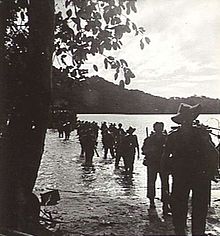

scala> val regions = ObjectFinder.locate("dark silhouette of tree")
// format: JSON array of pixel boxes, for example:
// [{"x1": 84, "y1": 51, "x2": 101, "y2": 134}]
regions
[
  {"x1": 0, "y1": 0, "x2": 55, "y2": 232},
  {"x1": 0, "y1": 0, "x2": 148, "y2": 233}
]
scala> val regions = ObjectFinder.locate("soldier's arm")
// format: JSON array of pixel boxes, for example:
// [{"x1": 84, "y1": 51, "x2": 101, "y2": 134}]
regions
[
  {"x1": 141, "y1": 137, "x2": 150, "y2": 155},
  {"x1": 206, "y1": 138, "x2": 219, "y2": 179}
]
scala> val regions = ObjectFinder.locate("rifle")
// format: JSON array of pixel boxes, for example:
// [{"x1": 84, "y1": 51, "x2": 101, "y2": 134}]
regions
[
  {"x1": 171, "y1": 124, "x2": 220, "y2": 139},
  {"x1": 146, "y1": 127, "x2": 149, "y2": 138}
]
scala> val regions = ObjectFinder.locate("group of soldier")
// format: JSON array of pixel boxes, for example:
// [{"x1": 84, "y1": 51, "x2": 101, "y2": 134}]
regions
[
  {"x1": 56, "y1": 103, "x2": 219, "y2": 236},
  {"x1": 75, "y1": 120, "x2": 140, "y2": 173},
  {"x1": 142, "y1": 103, "x2": 219, "y2": 236}
]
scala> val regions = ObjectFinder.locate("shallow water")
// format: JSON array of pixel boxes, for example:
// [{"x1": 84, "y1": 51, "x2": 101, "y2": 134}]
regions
[
  {"x1": 34, "y1": 114, "x2": 220, "y2": 235},
  {"x1": 35, "y1": 129, "x2": 149, "y2": 202},
  {"x1": 35, "y1": 114, "x2": 220, "y2": 204}
]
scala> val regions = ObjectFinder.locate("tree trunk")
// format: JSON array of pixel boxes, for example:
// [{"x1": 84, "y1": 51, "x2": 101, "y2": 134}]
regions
[
  {"x1": 0, "y1": 0, "x2": 55, "y2": 230},
  {"x1": 0, "y1": 0, "x2": 11, "y2": 228}
]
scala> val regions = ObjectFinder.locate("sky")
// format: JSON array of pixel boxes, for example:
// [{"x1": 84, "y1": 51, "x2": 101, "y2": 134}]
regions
[{"x1": 86, "y1": 0, "x2": 220, "y2": 99}]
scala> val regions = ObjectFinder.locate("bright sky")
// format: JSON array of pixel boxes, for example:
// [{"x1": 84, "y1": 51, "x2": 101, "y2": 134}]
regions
[{"x1": 86, "y1": 0, "x2": 220, "y2": 99}]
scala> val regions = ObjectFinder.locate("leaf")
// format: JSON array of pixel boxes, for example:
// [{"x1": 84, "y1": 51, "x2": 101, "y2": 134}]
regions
[
  {"x1": 109, "y1": 0, "x2": 115, "y2": 6},
  {"x1": 127, "y1": 68, "x2": 135, "y2": 78},
  {"x1": 104, "y1": 58, "x2": 108, "y2": 69},
  {"x1": 108, "y1": 56, "x2": 114, "y2": 60},
  {"x1": 132, "y1": 22, "x2": 137, "y2": 31},
  {"x1": 139, "y1": 27, "x2": 145, "y2": 33},
  {"x1": 125, "y1": 76, "x2": 131, "y2": 85},
  {"x1": 112, "y1": 16, "x2": 121, "y2": 25},
  {"x1": 71, "y1": 17, "x2": 79, "y2": 24},
  {"x1": 125, "y1": 25, "x2": 131, "y2": 33},
  {"x1": 116, "y1": 42, "x2": 121, "y2": 49},
  {"x1": 114, "y1": 72, "x2": 119, "y2": 80},
  {"x1": 140, "y1": 39, "x2": 144, "y2": 50},
  {"x1": 130, "y1": 1, "x2": 137, "y2": 13},
  {"x1": 126, "y1": 18, "x2": 130, "y2": 27},
  {"x1": 120, "y1": 59, "x2": 128, "y2": 67},
  {"x1": 56, "y1": 48, "x2": 62, "y2": 56},
  {"x1": 113, "y1": 42, "x2": 118, "y2": 50},
  {"x1": 66, "y1": 9, "x2": 72, "y2": 18},
  {"x1": 126, "y1": 2, "x2": 131, "y2": 15},
  {"x1": 132, "y1": 23, "x2": 138, "y2": 36},
  {"x1": 103, "y1": 9, "x2": 110, "y2": 24},
  {"x1": 130, "y1": 72, "x2": 135, "y2": 78},
  {"x1": 61, "y1": 55, "x2": 67, "y2": 65},
  {"x1": 93, "y1": 64, "x2": 98, "y2": 72},
  {"x1": 145, "y1": 37, "x2": 151, "y2": 44},
  {"x1": 114, "y1": 6, "x2": 122, "y2": 15},
  {"x1": 61, "y1": 54, "x2": 67, "y2": 59},
  {"x1": 65, "y1": 0, "x2": 71, "y2": 8},
  {"x1": 118, "y1": 40, "x2": 123, "y2": 46},
  {"x1": 111, "y1": 62, "x2": 118, "y2": 69},
  {"x1": 115, "y1": 25, "x2": 126, "y2": 39},
  {"x1": 85, "y1": 24, "x2": 91, "y2": 31},
  {"x1": 94, "y1": 12, "x2": 102, "y2": 19},
  {"x1": 115, "y1": 60, "x2": 120, "y2": 68},
  {"x1": 99, "y1": 44, "x2": 104, "y2": 54}
]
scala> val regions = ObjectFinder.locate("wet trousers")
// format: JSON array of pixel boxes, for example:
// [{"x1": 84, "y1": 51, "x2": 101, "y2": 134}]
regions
[
  {"x1": 104, "y1": 147, "x2": 115, "y2": 159},
  {"x1": 171, "y1": 172, "x2": 210, "y2": 235},
  {"x1": 115, "y1": 147, "x2": 123, "y2": 167},
  {"x1": 84, "y1": 147, "x2": 94, "y2": 166},
  {"x1": 147, "y1": 164, "x2": 170, "y2": 210},
  {"x1": 58, "y1": 130, "x2": 63, "y2": 138},
  {"x1": 64, "y1": 131, "x2": 70, "y2": 140},
  {"x1": 123, "y1": 154, "x2": 135, "y2": 173}
]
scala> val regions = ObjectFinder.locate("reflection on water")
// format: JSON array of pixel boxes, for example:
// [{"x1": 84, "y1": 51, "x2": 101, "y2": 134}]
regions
[{"x1": 114, "y1": 173, "x2": 135, "y2": 196}]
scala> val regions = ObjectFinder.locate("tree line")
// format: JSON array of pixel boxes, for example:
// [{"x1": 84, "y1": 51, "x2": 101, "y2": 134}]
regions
[{"x1": 52, "y1": 70, "x2": 220, "y2": 114}]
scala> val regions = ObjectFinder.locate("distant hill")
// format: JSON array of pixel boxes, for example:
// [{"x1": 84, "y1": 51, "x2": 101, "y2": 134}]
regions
[{"x1": 52, "y1": 68, "x2": 220, "y2": 114}]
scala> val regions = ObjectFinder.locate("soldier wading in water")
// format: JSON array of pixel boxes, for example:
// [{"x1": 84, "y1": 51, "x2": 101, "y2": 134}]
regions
[
  {"x1": 142, "y1": 122, "x2": 171, "y2": 216},
  {"x1": 161, "y1": 103, "x2": 219, "y2": 236},
  {"x1": 121, "y1": 126, "x2": 140, "y2": 174}
]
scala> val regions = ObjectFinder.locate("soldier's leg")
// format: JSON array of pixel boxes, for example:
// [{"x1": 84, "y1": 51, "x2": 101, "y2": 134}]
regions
[
  {"x1": 159, "y1": 171, "x2": 171, "y2": 215},
  {"x1": 104, "y1": 147, "x2": 108, "y2": 159},
  {"x1": 84, "y1": 144, "x2": 93, "y2": 166},
  {"x1": 129, "y1": 155, "x2": 135, "y2": 173},
  {"x1": 84, "y1": 148, "x2": 89, "y2": 165},
  {"x1": 147, "y1": 165, "x2": 157, "y2": 207},
  {"x1": 86, "y1": 147, "x2": 94, "y2": 166},
  {"x1": 122, "y1": 156, "x2": 129, "y2": 172},
  {"x1": 171, "y1": 175, "x2": 190, "y2": 235},
  {"x1": 191, "y1": 176, "x2": 209, "y2": 236},
  {"x1": 115, "y1": 150, "x2": 120, "y2": 167},
  {"x1": 110, "y1": 147, "x2": 115, "y2": 158},
  {"x1": 80, "y1": 141, "x2": 85, "y2": 157}
]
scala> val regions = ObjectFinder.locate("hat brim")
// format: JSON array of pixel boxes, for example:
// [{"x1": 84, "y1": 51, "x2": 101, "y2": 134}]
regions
[
  {"x1": 171, "y1": 104, "x2": 201, "y2": 124},
  {"x1": 126, "y1": 128, "x2": 136, "y2": 133}
]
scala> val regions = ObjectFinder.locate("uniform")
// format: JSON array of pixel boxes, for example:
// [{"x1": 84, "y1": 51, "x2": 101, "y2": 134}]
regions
[{"x1": 162, "y1": 103, "x2": 219, "y2": 235}]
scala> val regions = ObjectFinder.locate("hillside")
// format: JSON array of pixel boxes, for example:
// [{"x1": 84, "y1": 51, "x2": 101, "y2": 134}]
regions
[{"x1": 52, "y1": 69, "x2": 220, "y2": 114}]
